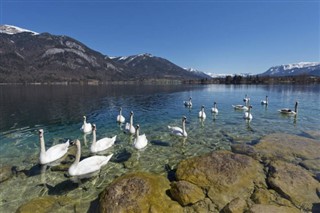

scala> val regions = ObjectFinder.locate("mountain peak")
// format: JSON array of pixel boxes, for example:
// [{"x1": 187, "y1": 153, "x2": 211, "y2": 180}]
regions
[{"x1": 0, "y1": 25, "x2": 39, "y2": 35}]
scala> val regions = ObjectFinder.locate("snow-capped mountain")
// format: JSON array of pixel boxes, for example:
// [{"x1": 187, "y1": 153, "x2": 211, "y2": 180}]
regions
[
  {"x1": 260, "y1": 62, "x2": 320, "y2": 77},
  {"x1": 0, "y1": 25, "x2": 38, "y2": 35},
  {"x1": 111, "y1": 54, "x2": 207, "y2": 79},
  {"x1": 0, "y1": 25, "x2": 207, "y2": 83},
  {"x1": 184, "y1": 68, "x2": 212, "y2": 79}
]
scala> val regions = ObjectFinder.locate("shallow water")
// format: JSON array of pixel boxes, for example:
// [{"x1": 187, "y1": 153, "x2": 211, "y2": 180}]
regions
[{"x1": 0, "y1": 84, "x2": 319, "y2": 212}]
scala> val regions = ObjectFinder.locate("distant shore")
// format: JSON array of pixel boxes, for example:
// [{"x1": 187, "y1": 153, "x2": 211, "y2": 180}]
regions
[{"x1": 0, "y1": 75, "x2": 319, "y2": 85}]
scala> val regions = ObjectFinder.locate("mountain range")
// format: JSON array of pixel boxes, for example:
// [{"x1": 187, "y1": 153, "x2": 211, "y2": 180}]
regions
[
  {"x1": 259, "y1": 62, "x2": 320, "y2": 77},
  {"x1": 0, "y1": 25, "x2": 319, "y2": 83},
  {"x1": 0, "y1": 25, "x2": 210, "y2": 83}
]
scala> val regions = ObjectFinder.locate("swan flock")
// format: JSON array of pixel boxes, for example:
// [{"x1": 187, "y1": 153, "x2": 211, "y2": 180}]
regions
[{"x1": 37, "y1": 96, "x2": 298, "y2": 180}]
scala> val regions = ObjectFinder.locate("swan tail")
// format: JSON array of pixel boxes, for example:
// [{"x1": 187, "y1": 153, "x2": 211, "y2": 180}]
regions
[{"x1": 101, "y1": 154, "x2": 113, "y2": 166}]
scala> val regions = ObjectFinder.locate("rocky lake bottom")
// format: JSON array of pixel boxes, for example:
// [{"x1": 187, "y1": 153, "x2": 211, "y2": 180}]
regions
[{"x1": 1, "y1": 131, "x2": 319, "y2": 213}]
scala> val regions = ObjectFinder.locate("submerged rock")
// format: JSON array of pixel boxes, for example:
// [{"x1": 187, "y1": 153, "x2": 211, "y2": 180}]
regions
[
  {"x1": 15, "y1": 196, "x2": 72, "y2": 213},
  {"x1": 175, "y1": 150, "x2": 265, "y2": 210},
  {"x1": 267, "y1": 160, "x2": 320, "y2": 211},
  {"x1": 254, "y1": 133, "x2": 320, "y2": 163},
  {"x1": 0, "y1": 165, "x2": 13, "y2": 183},
  {"x1": 99, "y1": 172, "x2": 183, "y2": 213}
]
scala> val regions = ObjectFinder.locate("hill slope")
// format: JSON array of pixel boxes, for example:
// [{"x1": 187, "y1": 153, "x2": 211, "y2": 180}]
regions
[{"x1": 0, "y1": 25, "x2": 206, "y2": 83}]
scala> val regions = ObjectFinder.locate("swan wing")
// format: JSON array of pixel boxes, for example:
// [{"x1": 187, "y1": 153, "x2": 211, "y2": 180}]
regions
[
  {"x1": 72, "y1": 154, "x2": 113, "y2": 176},
  {"x1": 134, "y1": 134, "x2": 148, "y2": 150},
  {"x1": 125, "y1": 123, "x2": 135, "y2": 134},
  {"x1": 211, "y1": 108, "x2": 218, "y2": 113},
  {"x1": 42, "y1": 140, "x2": 69, "y2": 163},
  {"x1": 168, "y1": 126, "x2": 183, "y2": 136},
  {"x1": 117, "y1": 115, "x2": 125, "y2": 123},
  {"x1": 81, "y1": 123, "x2": 92, "y2": 133},
  {"x1": 95, "y1": 136, "x2": 116, "y2": 152}
]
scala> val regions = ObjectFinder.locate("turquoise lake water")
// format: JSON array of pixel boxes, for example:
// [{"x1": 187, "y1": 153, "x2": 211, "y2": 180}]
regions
[{"x1": 0, "y1": 84, "x2": 319, "y2": 212}]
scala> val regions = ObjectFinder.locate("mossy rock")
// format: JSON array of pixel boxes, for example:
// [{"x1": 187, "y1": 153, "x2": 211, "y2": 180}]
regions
[
  {"x1": 170, "y1": 180, "x2": 205, "y2": 206},
  {"x1": 175, "y1": 150, "x2": 265, "y2": 210},
  {"x1": 99, "y1": 172, "x2": 183, "y2": 213},
  {"x1": 15, "y1": 196, "x2": 72, "y2": 213},
  {"x1": 267, "y1": 160, "x2": 320, "y2": 211},
  {"x1": 248, "y1": 204, "x2": 300, "y2": 213},
  {"x1": 254, "y1": 133, "x2": 320, "y2": 163}
]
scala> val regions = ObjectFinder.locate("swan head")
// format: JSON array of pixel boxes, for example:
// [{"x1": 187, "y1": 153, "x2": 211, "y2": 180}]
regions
[
  {"x1": 83, "y1": 115, "x2": 87, "y2": 121},
  {"x1": 214, "y1": 102, "x2": 217, "y2": 105},
  {"x1": 38, "y1": 129, "x2": 44, "y2": 138},
  {"x1": 92, "y1": 124, "x2": 96, "y2": 131},
  {"x1": 182, "y1": 116, "x2": 187, "y2": 122},
  {"x1": 201, "y1": 105, "x2": 205, "y2": 109},
  {"x1": 130, "y1": 111, "x2": 134, "y2": 115},
  {"x1": 136, "y1": 124, "x2": 140, "y2": 129}
]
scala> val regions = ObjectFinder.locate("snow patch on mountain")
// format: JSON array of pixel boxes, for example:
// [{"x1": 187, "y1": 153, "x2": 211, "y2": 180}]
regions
[{"x1": 0, "y1": 25, "x2": 39, "y2": 35}]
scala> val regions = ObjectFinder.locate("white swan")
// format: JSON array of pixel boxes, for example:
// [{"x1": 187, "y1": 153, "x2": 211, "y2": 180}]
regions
[
  {"x1": 38, "y1": 129, "x2": 69, "y2": 165},
  {"x1": 90, "y1": 124, "x2": 116, "y2": 153},
  {"x1": 184, "y1": 97, "x2": 192, "y2": 107},
  {"x1": 261, "y1": 96, "x2": 268, "y2": 105},
  {"x1": 243, "y1": 94, "x2": 250, "y2": 104},
  {"x1": 198, "y1": 105, "x2": 206, "y2": 119},
  {"x1": 168, "y1": 116, "x2": 187, "y2": 137},
  {"x1": 68, "y1": 139, "x2": 113, "y2": 177},
  {"x1": 125, "y1": 111, "x2": 136, "y2": 134},
  {"x1": 233, "y1": 98, "x2": 249, "y2": 110},
  {"x1": 279, "y1": 101, "x2": 298, "y2": 115},
  {"x1": 133, "y1": 124, "x2": 148, "y2": 150},
  {"x1": 116, "y1": 107, "x2": 125, "y2": 123},
  {"x1": 233, "y1": 105, "x2": 248, "y2": 110},
  {"x1": 211, "y1": 102, "x2": 219, "y2": 114},
  {"x1": 243, "y1": 105, "x2": 253, "y2": 120},
  {"x1": 80, "y1": 116, "x2": 92, "y2": 134}
]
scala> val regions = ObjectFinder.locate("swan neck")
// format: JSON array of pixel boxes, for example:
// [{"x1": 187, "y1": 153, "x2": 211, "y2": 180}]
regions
[
  {"x1": 182, "y1": 120, "x2": 186, "y2": 133},
  {"x1": 130, "y1": 114, "x2": 133, "y2": 126},
  {"x1": 40, "y1": 135, "x2": 46, "y2": 154},
  {"x1": 75, "y1": 143, "x2": 81, "y2": 165},
  {"x1": 294, "y1": 103, "x2": 298, "y2": 113},
  {"x1": 92, "y1": 130, "x2": 96, "y2": 145}
]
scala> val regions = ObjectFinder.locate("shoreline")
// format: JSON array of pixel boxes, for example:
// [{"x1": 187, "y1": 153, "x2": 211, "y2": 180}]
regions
[{"x1": 0, "y1": 75, "x2": 320, "y2": 86}]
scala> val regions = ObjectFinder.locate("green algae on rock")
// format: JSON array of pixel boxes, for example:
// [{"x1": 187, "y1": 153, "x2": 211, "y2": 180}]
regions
[{"x1": 99, "y1": 172, "x2": 183, "y2": 213}]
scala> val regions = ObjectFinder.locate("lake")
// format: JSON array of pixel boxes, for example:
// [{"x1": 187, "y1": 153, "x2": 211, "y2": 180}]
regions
[{"x1": 0, "y1": 84, "x2": 319, "y2": 212}]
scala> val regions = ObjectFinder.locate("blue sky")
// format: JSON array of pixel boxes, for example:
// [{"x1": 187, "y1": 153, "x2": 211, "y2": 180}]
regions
[{"x1": 1, "y1": 0, "x2": 319, "y2": 74}]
